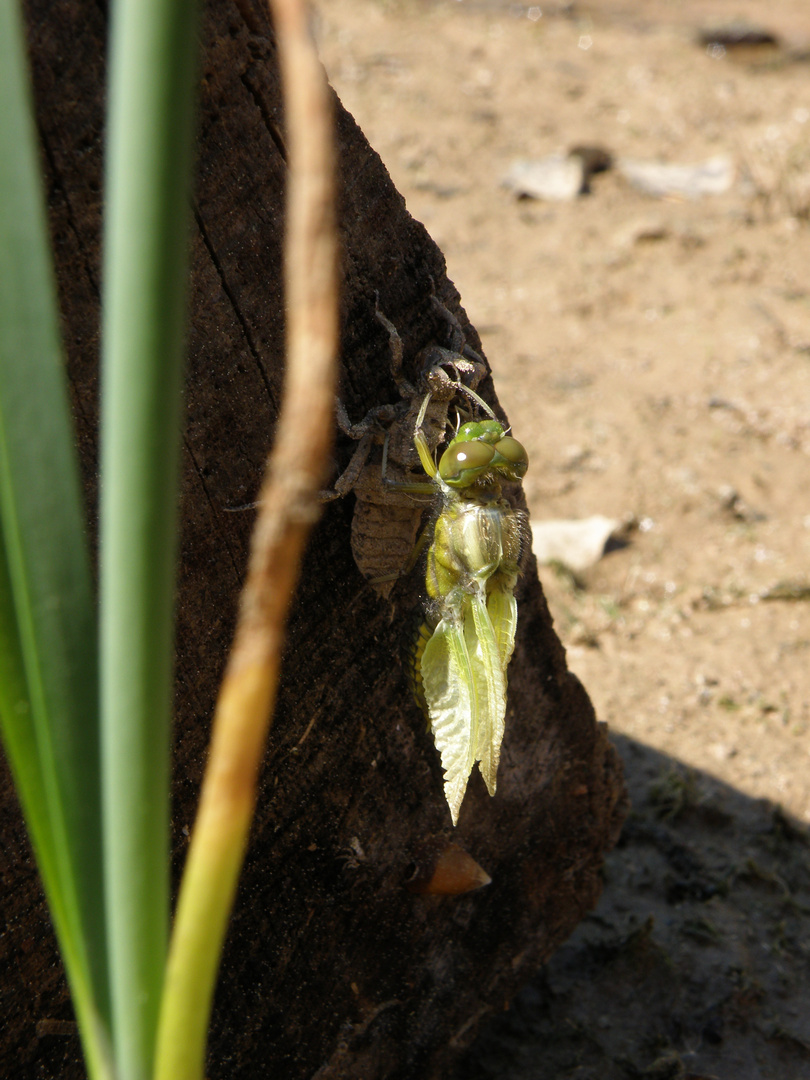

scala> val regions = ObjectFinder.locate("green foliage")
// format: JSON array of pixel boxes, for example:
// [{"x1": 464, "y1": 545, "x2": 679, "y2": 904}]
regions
[
  {"x1": 101, "y1": 1, "x2": 200, "y2": 1076},
  {"x1": 0, "y1": 3, "x2": 110, "y2": 1074},
  {"x1": 0, "y1": 1, "x2": 199, "y2": 1078}
]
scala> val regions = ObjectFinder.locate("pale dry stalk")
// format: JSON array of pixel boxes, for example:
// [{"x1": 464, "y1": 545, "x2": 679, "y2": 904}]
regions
[{"x1": 154, "y1": 0, "x2": 337, "y2": 1074}]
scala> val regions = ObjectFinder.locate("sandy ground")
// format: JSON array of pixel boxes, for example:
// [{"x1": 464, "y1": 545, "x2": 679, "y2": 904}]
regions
[{"x1": 317, "y1": 1, "x2": 810, "y2": 1076}]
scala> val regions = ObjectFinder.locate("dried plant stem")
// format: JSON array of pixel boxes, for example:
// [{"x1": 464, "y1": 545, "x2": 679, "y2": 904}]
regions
[{"x1": 153, "y1": 0, "x2": 337, "y2": 1075}]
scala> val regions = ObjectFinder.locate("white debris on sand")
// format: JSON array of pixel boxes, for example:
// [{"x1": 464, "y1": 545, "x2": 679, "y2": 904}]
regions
[
  {"x1": 502, "y1": 154, "x2": 586, "y2": 201},
  {"x1": 617, "y1": 155, "x2": 735, "y2": 199},
  {"x1": 531, "y1": 515, "x2": 627, "y2": 573}
]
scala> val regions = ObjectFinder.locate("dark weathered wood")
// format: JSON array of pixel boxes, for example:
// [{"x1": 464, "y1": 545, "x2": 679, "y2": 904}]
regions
[{"x1": 0, "y1": 1, "x2": 627, "y2": 1077}]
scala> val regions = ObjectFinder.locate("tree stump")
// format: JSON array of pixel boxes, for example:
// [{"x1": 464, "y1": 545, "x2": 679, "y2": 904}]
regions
[{"x1": 0, "y1": 1, "x2": 627, "y2": 1077}]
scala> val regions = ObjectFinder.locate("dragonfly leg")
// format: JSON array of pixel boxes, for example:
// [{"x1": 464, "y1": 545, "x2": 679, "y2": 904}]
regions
[
  {"x1": 429, "y1": 294, "x2": 466, "y2": 353},
  {"x1": 322, "y1": 397, "x2": 398, "y2": 501},
  {"x1": 380, "y1": 428, "x2": 435, "y2": 495},
  {"x1": 374, "y1": 297, "x2": 417, "y2": 401},
  {"x1": 428, "y1": 294, "x2": 485, "y2": 367},
  {"x1": 321, "y1": 431, "x2": 374, "y2": 501},
  {"x1": 335, "y1": 397, "x2": 398, "y2": 441}
]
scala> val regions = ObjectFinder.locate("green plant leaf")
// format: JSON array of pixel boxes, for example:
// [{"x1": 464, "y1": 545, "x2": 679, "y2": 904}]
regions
[
  {"x1": 0, "y1": 3, "x2": 111, "y2": 1076},
  {"x1": 100, "y1": 1, "x2": 201, "y2": 1077}
]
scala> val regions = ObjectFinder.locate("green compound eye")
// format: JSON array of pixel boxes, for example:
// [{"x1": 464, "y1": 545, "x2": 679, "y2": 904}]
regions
[
  {"x1": 437, "y1": 434, "x2": 529, "y2": 487},
  {"x1": 493, "y1": 436, "x2": 529, "y2": 479},
  {"x1": 438, "y1": 440, "x2": 495, "y2": 484},
  {"x1": 494, "y1": 436, "x2": 526, "y2": 463}
]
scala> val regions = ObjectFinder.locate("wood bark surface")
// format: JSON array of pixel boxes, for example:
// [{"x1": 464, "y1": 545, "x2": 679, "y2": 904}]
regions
[{"x1": 0, "y1": 1, "x2": 628, "y2": 1077}]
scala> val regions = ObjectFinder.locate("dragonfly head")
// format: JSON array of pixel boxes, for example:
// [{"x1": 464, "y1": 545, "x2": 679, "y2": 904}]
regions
[{"x1": 438, "y1": 420, "x2": 528, "y2": 489}]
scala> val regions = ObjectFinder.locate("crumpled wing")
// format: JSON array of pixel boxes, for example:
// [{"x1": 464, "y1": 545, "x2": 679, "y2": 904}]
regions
[
  {"x1": 469, "y1": 592, "x2": 508, "y2": 797},
  {"x1": 422, "y1": 584, "x2": 511, "y2": 823},
  {"x1": 421, "y1": 612, "x2": 477, "y2": 826},
  {"x1": 486, "y1": 586, "x2": 518, "y2": 674}
]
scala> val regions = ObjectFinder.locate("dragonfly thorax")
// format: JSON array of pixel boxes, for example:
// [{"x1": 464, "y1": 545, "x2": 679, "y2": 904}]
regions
[{"x1": 426, "y1": 497, "x2": 522, "y2": 605}]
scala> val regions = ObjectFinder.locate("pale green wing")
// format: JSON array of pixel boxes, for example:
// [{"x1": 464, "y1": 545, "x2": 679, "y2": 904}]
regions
[
  {"x1": 468, "y1": 592, "x2": 507, "y2": 797},
  {"x1": 421, "y1": 612, "x2": 477, "y2": 825},
  {"x1": 487, "y1": 587, "x2": 518, "y2": 674}
]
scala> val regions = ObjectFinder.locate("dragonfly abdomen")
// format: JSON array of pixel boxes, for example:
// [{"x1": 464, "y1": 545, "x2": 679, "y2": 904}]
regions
[{"x1": 404, "y1": 617, "x2": 434, "y2": 722}]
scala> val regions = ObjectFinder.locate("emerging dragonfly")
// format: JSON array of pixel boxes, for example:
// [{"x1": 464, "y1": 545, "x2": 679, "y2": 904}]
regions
[
  {"x1": 328, "y1": 299, "x2": 528, "y2": 824},
  {"x1": 406, "y1": 401, "x2": 528, "y2": 825}
]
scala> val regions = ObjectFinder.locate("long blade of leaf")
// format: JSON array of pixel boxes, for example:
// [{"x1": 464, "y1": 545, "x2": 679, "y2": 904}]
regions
[
  {"x1": 0, "y1": 2, "x2": 110, "y2": 1076},
  {"x1": 100, "y1": 1, "x2": 200, "y2": 1077}
]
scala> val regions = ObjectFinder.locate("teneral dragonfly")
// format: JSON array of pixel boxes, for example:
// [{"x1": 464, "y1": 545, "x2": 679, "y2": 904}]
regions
[{"x1": 406, "y1": 411, "x2": 528, "y2": 825}]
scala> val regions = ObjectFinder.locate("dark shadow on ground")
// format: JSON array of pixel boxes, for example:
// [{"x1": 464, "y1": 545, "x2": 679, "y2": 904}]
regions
[{"x1": 456, "y1": 733, "x2": 810, "y2": 1080}]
